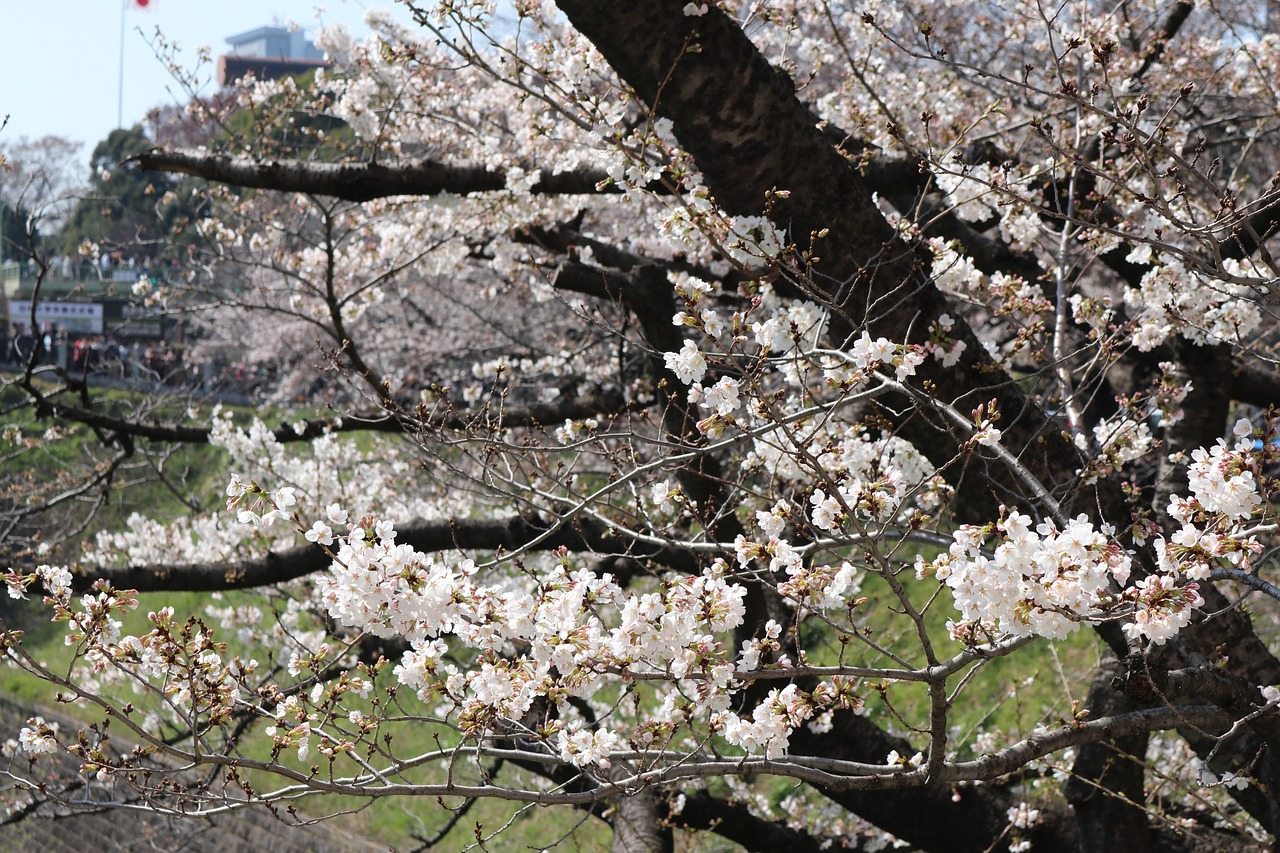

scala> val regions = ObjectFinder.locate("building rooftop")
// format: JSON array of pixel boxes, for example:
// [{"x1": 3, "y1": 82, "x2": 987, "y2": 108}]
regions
[
  {"x1": 226, "y1": 25, "x2": 292, "y2": 45},
  {"x1": 225, "y1": 25, "x2": 324, "y2": 62}
]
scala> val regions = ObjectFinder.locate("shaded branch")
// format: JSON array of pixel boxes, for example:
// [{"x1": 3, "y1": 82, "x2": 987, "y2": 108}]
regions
[
  {"x1": 1134, "y1": 2, "x2": 1196, "y2": 81},
  {"x1": 1219, "y1": 186, "x2": 1280, "y2": 263},
  {"x1": 672, "y1": 790, "x2": 828, "y2": 853},
  {"x1": 73, "y1": 514, "x2": 697, "y2": 593},
  {"x1": 133, "y1": 149, "x2": 661, "y2": 202},
  {"x1": 30, "y1": 390, "x2": 628, "y2": 446}
]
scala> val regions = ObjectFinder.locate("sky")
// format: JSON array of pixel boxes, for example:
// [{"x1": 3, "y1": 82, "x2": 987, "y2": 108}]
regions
[{"x1": 0, "y1": 0, "x2": 414, "y2": 166}]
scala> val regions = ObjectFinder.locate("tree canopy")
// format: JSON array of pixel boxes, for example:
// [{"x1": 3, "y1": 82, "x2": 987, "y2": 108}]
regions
[
  {"x1": 58, "y1": 126, "x2": 191, "y2": 260},
  {"x1": 6, "y1": 2, "x2": 1280, "y2": 851}
]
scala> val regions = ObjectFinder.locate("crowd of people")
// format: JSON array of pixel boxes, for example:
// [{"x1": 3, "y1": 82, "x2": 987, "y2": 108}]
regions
[
  {"x1": 0, "y1": 323, "x2": 184, "y2": 384},
  {"x1": 9, "y1": 254, "x2": 169, "y2": 285}
]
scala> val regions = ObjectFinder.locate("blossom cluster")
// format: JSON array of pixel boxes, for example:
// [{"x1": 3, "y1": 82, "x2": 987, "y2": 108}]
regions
[
  {"x1": 716, "y1": 680, "x2": 863, "y2": 759},
  {"x1": 1124, "y1": 260, "x2": 1263, "y2": 351},
  {"x1": 1141, "y1": 420, "x2": 1270, "y2": 644},
  {"x1": 198, "y1": 489, "x2": 862, "y2": 769},
  {"x1": 920, "y1": 512, "x2": 1134, "y2": 642},
  {"x1": 920, "y1": 419, "x2": 1275, "y2": 645}
]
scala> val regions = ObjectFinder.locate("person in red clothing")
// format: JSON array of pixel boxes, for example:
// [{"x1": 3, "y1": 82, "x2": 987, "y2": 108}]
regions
[{"x1": 72, "y1": 337, "x2": 87, "y2": 374}]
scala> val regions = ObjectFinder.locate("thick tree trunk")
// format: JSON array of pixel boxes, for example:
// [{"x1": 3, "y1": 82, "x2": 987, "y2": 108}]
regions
[
  {"x1": 553, "y1": 2, "x2": 1280, "y2": 849},
  {"x1": 552, "y1": 0, "x2": 1094, "y2": 531},
  {"x1": 610, "y1": 776, "x2": 672, "y2": 853},
  {"x1": 1145, "y1": 341, "x2": 1280, "y2": 831},
  {"x1": 789, "y1": 708, "x2": 1078, "y2": 853},
  {"x1": 1064, "y1": 656, "x2": 1152, "y2": 853}
]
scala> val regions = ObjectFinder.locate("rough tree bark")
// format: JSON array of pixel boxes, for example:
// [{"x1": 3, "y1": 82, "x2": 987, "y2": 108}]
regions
[{"x1": 549, "y1": 1, "x2": 1280, "y2": 849}]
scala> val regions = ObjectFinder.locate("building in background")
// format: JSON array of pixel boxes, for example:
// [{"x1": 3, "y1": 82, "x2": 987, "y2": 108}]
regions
[{"x1": 217, "y1": 26, "x2": 329, "y2": 86}]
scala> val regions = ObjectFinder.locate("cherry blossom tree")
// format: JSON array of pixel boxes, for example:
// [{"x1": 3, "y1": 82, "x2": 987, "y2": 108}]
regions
[
  {"x1": 0, "y1": 135, "x2": 83, "y2": 260},
  {"x1": 8, "y1": 1, "x2": 1280, "y2": 850}
]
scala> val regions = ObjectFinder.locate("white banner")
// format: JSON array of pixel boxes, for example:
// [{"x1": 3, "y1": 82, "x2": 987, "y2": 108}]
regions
[{"x1": 8, "y1": 300, "x2": 104, "y2": 333}]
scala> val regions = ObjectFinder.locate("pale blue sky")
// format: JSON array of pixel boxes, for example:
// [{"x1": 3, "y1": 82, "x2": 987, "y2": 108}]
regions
[{"x1": 0, "y1": 0, "x2": 414, "y2": 163}]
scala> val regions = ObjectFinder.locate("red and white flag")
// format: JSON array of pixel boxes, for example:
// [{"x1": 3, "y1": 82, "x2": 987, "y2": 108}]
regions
[{"x1": 128, "y1": 0, "x2": 152, "y2": 9}]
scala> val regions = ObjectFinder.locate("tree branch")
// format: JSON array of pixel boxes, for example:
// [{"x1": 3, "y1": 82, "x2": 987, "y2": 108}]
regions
[
  {"x1": 29, "y1": 390, "x2": 628, "y2": 446},
  {"x1": 133, "y1": 149, "x2": 658, "y2": 201},
  {"x1": 672, "y1": 790, "x2": 828, "y2": 853},
  {"x1": 73, "y1": 514, "x2": 696, "y2": 593}
]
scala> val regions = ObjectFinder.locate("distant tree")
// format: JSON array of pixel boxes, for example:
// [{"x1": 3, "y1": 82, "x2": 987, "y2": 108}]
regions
[
  {"x1": 0, "y1": 201, "x2": 37, "y2": 262},
  {"x1": 59, "y1": 126, "x2": 191, "y2": 260},
  {"x1": 0, "y1": 135, "x2": 82, "y2": 261}
]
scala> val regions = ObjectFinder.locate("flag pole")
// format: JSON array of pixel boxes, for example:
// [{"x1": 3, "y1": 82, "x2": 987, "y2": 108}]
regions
[{"x1": 118, "y1": 1, "x2": 126, "y2": 128}]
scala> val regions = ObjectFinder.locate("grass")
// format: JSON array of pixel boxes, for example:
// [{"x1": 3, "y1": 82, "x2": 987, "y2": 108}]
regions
[
  {"x1": 0, "y1": 571, "x2": 1101, "y2": 851},
  {"x1": 0, "y1": 583, "x2": 620, "y2": 851},
  {"x1": 0, "y1": 377, "x2": 1112, "y2": 849},
  {"x1": 0, "y1": 528, "x2": 1103, "y2": 850},
  {"x1": 767, "y1": 521, "x2": 1100, "y2": 738}
]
